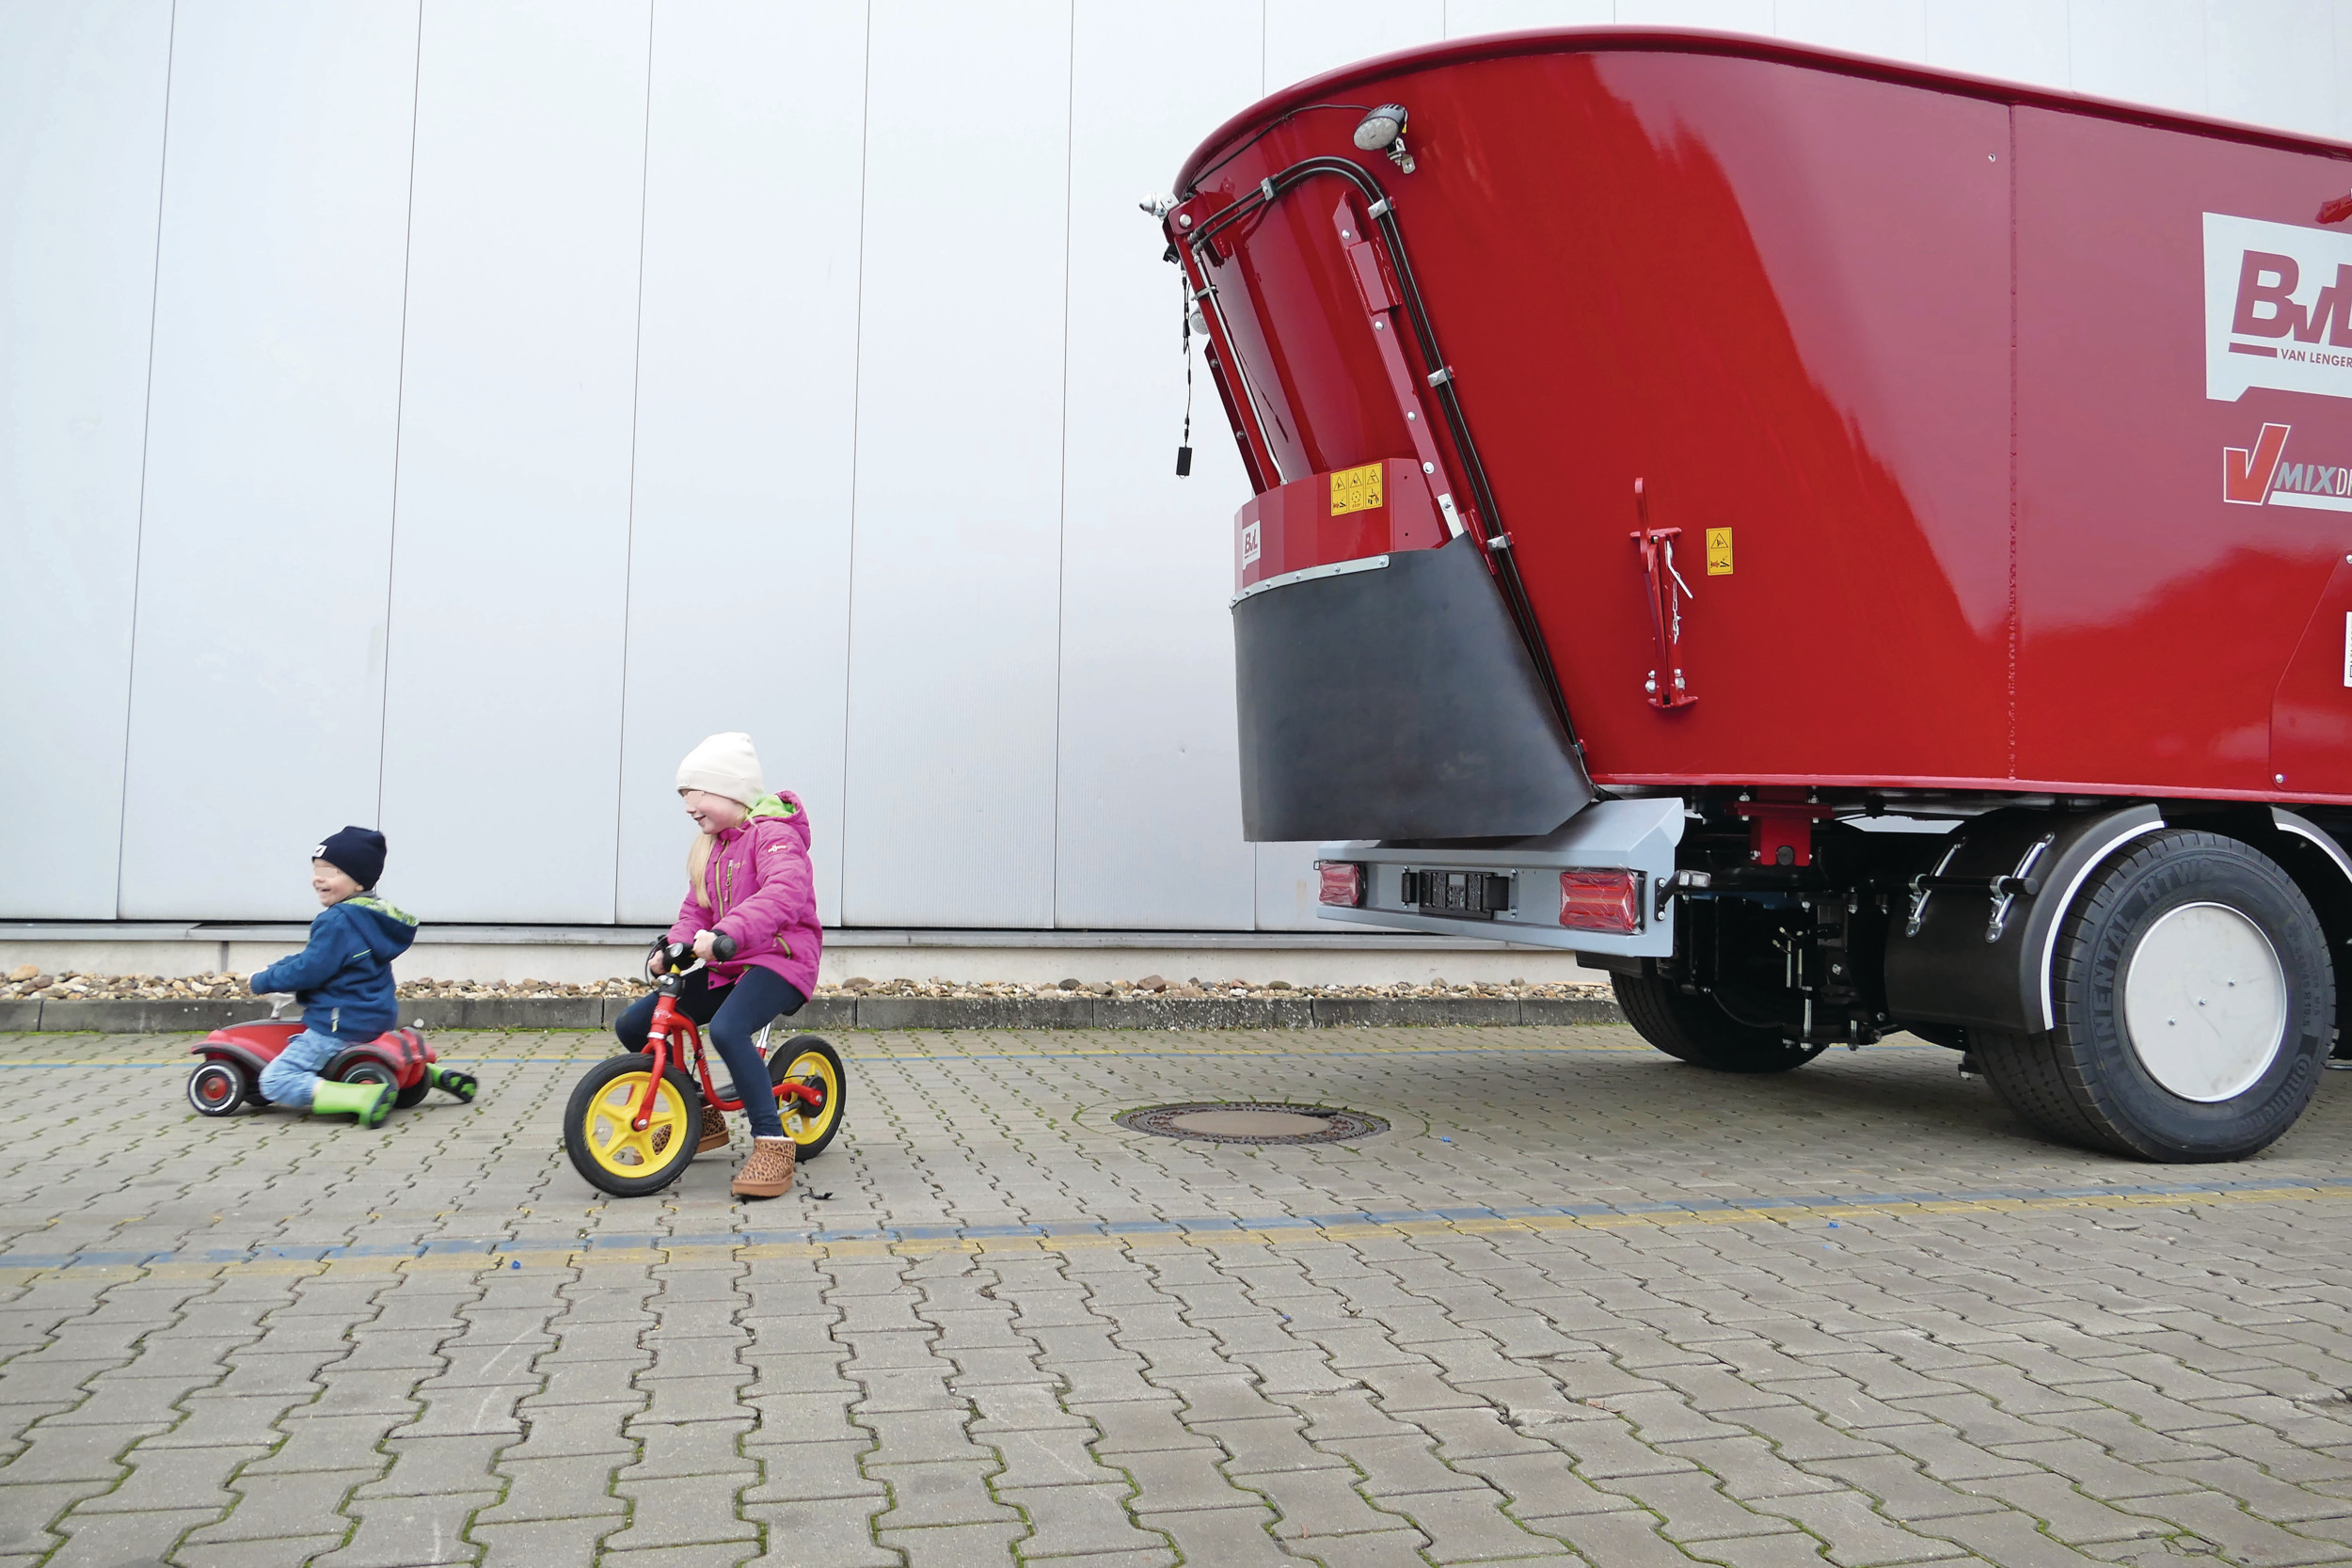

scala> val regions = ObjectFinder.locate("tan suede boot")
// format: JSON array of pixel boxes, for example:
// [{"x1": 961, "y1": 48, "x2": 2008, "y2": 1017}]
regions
[
  {"x1": 731, "y1": 1136, "x2": 795, "y2": 1198},
  {"x1": 696, "y1": 1103, "x2": 730, "y2": 1154}
]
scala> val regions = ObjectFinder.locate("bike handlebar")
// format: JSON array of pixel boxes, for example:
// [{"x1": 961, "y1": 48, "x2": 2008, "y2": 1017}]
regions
[{"x1": 648, "y1": 931, "x2": 738, "y2": 978}]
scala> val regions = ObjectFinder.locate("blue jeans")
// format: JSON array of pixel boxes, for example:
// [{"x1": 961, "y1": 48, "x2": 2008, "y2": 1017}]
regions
[
  {"x1": 258, "y1": 1028, "x2": 341, "y2": 1110},
  {"x1": 613, "y1": 968, "x2": 805, "y2": 1138}
]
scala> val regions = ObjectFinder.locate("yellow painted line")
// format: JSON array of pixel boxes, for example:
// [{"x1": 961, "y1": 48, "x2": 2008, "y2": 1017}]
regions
[{"x1": 6, "y1": 1184, "x2": 2347, "y2": 1289}]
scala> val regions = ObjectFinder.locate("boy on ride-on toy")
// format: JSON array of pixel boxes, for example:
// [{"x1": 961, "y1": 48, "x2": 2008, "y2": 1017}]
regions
[
  {"x1": 246, "y1": 827, "x2": 444, "y2": 1127},
  {"x1": 612, "y1": 733, "x2": 821, "y2": 1198}
]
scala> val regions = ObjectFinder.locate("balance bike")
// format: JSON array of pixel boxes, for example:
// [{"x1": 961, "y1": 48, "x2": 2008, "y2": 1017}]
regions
[
  {"x1": 563, "y1": 937, "x2": 845, "y2": 1197},
  {"x1": 186, "y1": 997, "x2": 478, "y2": 1117}
]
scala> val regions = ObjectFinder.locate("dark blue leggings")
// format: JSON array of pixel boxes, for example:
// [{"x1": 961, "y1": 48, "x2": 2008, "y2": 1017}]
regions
[{"x1": 614, "y1": 967, "x2": 805, "y2": 1139}]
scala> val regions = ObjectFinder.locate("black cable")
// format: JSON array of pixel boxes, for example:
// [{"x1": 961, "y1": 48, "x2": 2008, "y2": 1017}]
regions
[
  {"x1": 1181, "y1": 103, "x2": 1370, "y2": 196},
  {"x1": 1176, "y1": 271, "x2": 1194, "y2": 476}
]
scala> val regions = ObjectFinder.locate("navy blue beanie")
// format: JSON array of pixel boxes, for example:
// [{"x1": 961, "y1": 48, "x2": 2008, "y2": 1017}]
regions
[{"x1": 315, "y1": 827, "x2": 387, "y2": 890}]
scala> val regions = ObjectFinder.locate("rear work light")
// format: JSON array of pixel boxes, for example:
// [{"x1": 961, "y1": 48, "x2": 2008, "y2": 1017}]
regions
[
  {"x1": 1317, "y1": 862, "x2": 1365, "y2": 908},
  {"x1": 1559, "y1": 869, "x2": 1642, "y2": 933}
]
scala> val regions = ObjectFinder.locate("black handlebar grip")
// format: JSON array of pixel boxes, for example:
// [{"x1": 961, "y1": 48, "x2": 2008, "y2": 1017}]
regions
[{"x1": 711, "y1": 932, "x2": 738, "y2": 961}]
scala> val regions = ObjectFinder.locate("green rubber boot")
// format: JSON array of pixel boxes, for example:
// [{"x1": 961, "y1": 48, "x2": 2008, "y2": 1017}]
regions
[
  {"x1": 311, "y1": 1078, "x2": 392, "y2": 1129},
  {"x1": 428, "y1": 1066, "x2": 479, "y2": 1102}
]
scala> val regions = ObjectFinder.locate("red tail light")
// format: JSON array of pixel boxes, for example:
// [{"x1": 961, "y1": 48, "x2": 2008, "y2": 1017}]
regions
[
  {"x1": 1559, "y1": 869, "x2": 1641, "y2": 932},
  {"x1": 1317, "y1": 862, "x2": 1365, "y2": 908}
]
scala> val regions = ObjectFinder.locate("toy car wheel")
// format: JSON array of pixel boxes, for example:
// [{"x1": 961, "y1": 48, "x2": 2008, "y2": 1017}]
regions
[
  {"x1": 767, "y1": 1035, "x2": 846, "y2": 1158},
  {"x1": 187, "y1": 1062, "x2": 247, "y2": 1117},
  {"x1": 342, "y1": 1060, "x2": 397, "y2": 1091},
  {"x1": 393, "y1": 1081, "x2": 431, "y2": 1110},
  {"x1": 564, "y1": 1053, "x2": 702, "y2": 1197},
  {"x1": 1612, "y1": 973, "x2": 1827, "y2": 1073},
  {"x1": 1975, "y1": 830, "x2": 2331, "y2": 1161}
]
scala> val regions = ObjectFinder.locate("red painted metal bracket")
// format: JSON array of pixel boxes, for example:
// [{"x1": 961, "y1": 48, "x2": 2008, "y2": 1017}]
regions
[
  {"x1": 1332, "y1": 198, "x2": 1486, "y2": 550},
  {"x1": 1733, "y1": 796, "x2": 1836, "y2": 867},
  {"x1": 1630, "y1": 480, "x2": 1696, "y2": 710}
]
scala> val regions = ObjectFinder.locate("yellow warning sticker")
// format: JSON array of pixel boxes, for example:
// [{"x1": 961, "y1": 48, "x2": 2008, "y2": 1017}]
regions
[
  {"x1": 1330, "y1": 463, "x2": 1384, "y2": 515},
  {"x1": 1706, "y1": 527, "x2": 1734, "y2": 576}
]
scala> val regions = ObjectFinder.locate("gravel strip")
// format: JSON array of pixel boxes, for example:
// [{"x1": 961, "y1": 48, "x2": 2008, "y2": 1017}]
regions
[{"x1": 4, "y1": 964, "x2": 1613, "y2": 1006}]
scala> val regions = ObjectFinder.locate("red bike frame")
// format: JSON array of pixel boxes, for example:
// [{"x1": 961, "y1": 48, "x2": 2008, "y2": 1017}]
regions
[{"x1": 628, "y1": 991, "x2": 825, "y2": 1132}]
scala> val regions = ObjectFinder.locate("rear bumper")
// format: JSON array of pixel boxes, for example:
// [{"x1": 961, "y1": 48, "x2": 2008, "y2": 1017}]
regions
[
  {"x1": 1317, "y1": 797, "x2": 1684, "y2": 956},
  {"x1": 1232, "y1": 534, "x2": 1592, "y2": 841}
]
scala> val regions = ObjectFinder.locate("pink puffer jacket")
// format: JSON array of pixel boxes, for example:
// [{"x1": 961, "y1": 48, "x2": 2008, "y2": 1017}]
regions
[{"x1": 667, "y1": 791, "x2": 821, "y2": 998}]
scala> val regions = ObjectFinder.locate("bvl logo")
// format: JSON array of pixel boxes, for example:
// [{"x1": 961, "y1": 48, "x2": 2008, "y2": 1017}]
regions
[
  {"x1": 2222, "y1": 421, "x2": 2352, "y2": 512},
  {"x1": 2206, "y1": 214, "x2": 2352, "y2": 402}
]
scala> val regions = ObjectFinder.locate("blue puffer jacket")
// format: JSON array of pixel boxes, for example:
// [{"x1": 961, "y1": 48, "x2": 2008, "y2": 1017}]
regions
[{"x1": 250, "y1": 895, "x2": 419, "y2": 1041}]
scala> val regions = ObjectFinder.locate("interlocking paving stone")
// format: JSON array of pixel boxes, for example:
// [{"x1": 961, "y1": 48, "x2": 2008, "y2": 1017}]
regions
[{"x1": 8, "y1": 1023, "x2": 2352, "y2": 1565}]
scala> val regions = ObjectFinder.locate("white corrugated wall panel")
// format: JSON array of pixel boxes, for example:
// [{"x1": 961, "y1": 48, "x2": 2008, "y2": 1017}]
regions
[
  {"x1": 1774, "y1": 0, "x2": 1927, "y2": 60},
  {"x1": 377, "y1": 0, "x2": 649, "y2": 922},
  {"x1": 1053, "y1": 0, "x2": 1259, "y2": 931},
  {"x1": 2339, "y1": 0, "x2": 2352, "y2": 140},
  {"x1": 2209, "y1": 1, "x2": 2335, "y2": 139},
  {"x1": 838, "y1": 0, "x2": 1072, "y2": 928},
  {"x1": 1923, "y1": 1, "x2": 2070, "y2": 88},
  {"x1": 1445, "y1": 2, "x2": 1610, "y2": 35},
  {"x1": 1610, "y1": 0, "x2": 1772, "y2": 33},
  {"x1": 1263, "y1": 0, "x2": 1441, "y2": 90},
  {"x1": 2069, "y1": 0, "x2": 2205, "y2": 114},
  {"x1": 615, "y1": 0, "x2": 866, "y2": 928},
  {"x1": 0, "y1": 0, "x2": 170, "y2": 918},
  {"x1": 117, "y1": 0, "x2": 418, "y2": 920}
]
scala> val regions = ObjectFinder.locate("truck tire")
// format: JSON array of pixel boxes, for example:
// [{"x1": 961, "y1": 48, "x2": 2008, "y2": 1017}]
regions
[
  {"x1": 1974, "y1": 830, "x2": 2330, "y2": 1161},
  {"x1": 1613, "y1": 973, "x2": 1827, "y2": 1073}
]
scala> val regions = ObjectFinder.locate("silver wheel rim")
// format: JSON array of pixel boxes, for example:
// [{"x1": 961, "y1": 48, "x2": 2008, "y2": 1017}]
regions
[{"x1": 2120, "y1": 901, "x2": 2287, "y2": 1102}]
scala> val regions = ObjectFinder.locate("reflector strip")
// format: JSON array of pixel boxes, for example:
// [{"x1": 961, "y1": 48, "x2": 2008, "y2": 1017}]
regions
[{"x1": 1232, "y1": 554, "x2": 1389, "y2": 607}]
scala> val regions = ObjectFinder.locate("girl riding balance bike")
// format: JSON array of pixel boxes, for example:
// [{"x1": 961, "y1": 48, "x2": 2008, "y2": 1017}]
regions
[{"x1": 564, "y1": 734, "x2": 839, "y2": 1198}]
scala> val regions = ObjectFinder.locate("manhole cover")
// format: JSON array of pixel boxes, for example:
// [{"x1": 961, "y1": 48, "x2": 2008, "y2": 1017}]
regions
[{"x1": 1116, "y1": 1101, "x2": 1388, "y2": 1145}]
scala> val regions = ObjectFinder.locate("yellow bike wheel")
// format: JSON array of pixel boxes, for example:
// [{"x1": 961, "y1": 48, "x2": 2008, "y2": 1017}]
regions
[
  {"x1": 564, "y1": 1053, "x2": 700, "y2": 1196},
  {"x1": 767, "y1": 1035, "x2": 846, "y2": 1158}
]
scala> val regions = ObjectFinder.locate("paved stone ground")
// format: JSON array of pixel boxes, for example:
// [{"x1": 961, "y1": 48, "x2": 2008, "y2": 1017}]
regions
[{"x1": 3, "y1": 1024, "x2": 2351, "y2": 1568}]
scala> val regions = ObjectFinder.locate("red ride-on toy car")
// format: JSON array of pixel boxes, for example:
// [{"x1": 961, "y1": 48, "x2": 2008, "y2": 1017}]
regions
[{"x1": 186, "y1": 999, "x2": 477, "y2": 1117}]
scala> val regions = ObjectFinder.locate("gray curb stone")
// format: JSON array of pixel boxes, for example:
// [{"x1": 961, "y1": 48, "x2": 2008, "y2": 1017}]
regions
[{"x1": 8, "y1": 992, "x2": 1625, "y2": 1035}]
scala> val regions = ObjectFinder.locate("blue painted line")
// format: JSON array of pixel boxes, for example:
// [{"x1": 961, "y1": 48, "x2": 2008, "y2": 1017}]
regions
[{"x1": 4, "y1": 1175, "x2": 2333, "y2": 1275}]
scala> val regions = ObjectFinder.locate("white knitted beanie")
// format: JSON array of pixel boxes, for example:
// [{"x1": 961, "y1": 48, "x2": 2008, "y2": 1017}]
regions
[{"x1": 676, "y1": 732, "x2": 765, "y2": 806}]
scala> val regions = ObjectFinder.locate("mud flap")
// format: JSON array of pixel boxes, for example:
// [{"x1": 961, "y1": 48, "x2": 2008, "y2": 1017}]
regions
[
  {"x1": 1883, "y1": 805, "x2": 2163, "y2": 1033},
  {"x1": 1232, "y1": 534, "x2": 1592, "y2": 841}
]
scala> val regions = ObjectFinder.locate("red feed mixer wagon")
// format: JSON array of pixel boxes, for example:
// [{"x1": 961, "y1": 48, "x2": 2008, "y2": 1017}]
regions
[{"x1": 1156, "y1": 27, "x2": 2352, "y2": 1161}]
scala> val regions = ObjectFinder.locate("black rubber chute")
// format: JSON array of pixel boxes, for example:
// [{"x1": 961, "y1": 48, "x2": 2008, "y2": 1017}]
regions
[{"x1": 1232, "y1": 534, "x2": 1593, "y2": 841}]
